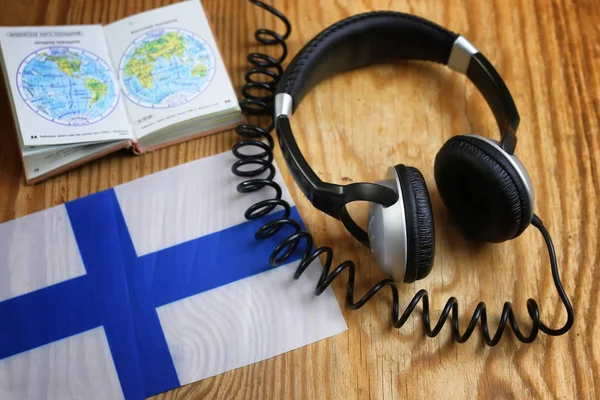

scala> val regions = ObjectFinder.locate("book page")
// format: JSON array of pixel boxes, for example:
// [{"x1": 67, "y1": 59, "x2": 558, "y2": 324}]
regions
[
  {"x1": 103, "y1": 0, "x2": 239, "y2": 139},
  {"x1": 0, "y1": 25, "x2": 133, "y2": 146},
  {"x1": 23, "y1": 140, "x2": 129, "y2": 181}
]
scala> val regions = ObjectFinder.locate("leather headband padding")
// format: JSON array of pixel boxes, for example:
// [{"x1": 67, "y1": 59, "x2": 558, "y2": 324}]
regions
[{"x1": 277, "y1": 11, "x2": 458, "y2": 109}]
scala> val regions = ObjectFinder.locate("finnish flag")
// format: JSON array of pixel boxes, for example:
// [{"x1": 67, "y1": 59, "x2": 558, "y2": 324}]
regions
[{"x1": 0, "y1": 152, "x2": 347, "y2": 400}]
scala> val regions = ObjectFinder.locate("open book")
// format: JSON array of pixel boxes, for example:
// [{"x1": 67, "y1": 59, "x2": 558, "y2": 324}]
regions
[{"x1": 0, "y1": 0, "x2": 241, "y2": 184}]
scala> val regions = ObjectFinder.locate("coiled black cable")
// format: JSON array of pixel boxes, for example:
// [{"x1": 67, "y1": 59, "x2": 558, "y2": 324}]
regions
[{"x1": 231, "y1": 0, "x2": 574, "y2": 346}]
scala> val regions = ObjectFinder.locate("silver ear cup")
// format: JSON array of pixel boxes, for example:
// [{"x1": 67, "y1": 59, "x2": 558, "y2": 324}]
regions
[{"x1": 367, "y1": 167, "x2": 408, "y2": 282}]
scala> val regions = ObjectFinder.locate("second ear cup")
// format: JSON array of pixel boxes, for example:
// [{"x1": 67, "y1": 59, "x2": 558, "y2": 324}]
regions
[
  {"x1": 434, "y1": 135, "x2": 532, "y2": 243},
  {"x1": 395, "y1": 165, "x2": 435, "y2": 282}
]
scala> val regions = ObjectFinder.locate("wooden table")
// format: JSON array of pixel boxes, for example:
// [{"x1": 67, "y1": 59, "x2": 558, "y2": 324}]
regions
[{"x1": 0, "y1": 0, "x2": 598, "y2": 399}]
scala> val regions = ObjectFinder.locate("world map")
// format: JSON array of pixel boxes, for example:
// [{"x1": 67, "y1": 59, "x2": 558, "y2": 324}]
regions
[
  {"x1": 119, "y1": 29, "x2": 216, "y2": 108},
  {"x1": 17, "y1": 47, "x2": 119, "y2": 126}
]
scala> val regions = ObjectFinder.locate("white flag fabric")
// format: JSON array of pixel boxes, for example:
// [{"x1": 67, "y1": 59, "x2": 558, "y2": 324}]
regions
[{"x1": 0, "y1": 152, "x2": 347, "y2": 400}]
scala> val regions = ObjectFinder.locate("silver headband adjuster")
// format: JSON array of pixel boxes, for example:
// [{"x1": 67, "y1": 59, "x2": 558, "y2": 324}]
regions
[
  {"x1": 274, "y1": 93, "x2": 293, "y2": 119},
  {"x1": 447, "y1": 36, "x2": 478, "y2": 74}
]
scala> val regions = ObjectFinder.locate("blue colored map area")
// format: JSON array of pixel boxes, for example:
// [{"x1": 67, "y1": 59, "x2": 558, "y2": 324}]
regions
[
  {"x1": 119, "y1": 28, "x2": 216, "y2": 108},
  {"x1": 17, "y1": 47, "x2": 119, "y2": 126}
]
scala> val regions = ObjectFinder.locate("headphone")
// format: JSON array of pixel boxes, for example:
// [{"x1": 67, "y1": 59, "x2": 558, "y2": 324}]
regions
[
  {"x1": 273, "y1": 11, "x2": 534, "y2": 283},
  {"x1": 232, "y1": 4, "x2": 573, "y2": 345}
]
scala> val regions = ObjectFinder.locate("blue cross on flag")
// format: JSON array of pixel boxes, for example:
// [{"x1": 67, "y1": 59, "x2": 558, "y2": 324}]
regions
[{"x1": 0, "y1": 152, "x2": 347, "y2": 400}]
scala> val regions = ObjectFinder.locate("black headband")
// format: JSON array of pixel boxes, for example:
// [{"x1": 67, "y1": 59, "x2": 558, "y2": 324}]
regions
[{"x1": 274, "y1": 11, "x2": 520, "y2": 245}]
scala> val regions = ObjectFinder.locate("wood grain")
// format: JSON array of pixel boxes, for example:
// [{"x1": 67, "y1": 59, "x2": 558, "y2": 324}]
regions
[{"x1": 0, "y1": 0, "x2": 598, "y2": 399}]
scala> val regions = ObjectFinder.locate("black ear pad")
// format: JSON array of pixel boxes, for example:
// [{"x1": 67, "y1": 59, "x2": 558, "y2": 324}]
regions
[
  {"x1": 434, "y1": 136, "x2": 532, "y2": 243},
  {"x1": 395, "y1": 165, "x2": 435, "y2": 282}
]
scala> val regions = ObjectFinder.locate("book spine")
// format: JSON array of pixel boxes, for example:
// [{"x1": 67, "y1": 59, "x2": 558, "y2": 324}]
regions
[{"x1": 129, "y1": 141, "x2": 145, "y2": 155}]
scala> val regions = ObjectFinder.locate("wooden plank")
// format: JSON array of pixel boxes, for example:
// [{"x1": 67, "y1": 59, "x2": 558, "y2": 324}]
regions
[{"x1": 0, "y1": 0, "x2": 598, "y2": 398}]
